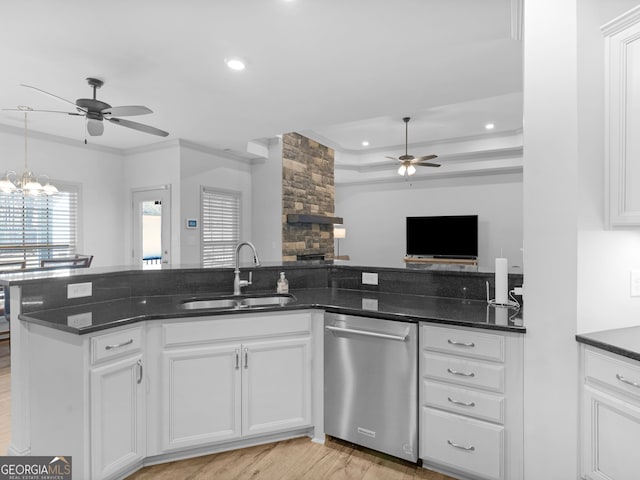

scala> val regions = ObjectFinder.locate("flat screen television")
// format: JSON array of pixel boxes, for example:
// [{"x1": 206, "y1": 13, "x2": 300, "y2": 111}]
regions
[{"x1": 406, "y1": 215, "x2": 478, "y2": 258}]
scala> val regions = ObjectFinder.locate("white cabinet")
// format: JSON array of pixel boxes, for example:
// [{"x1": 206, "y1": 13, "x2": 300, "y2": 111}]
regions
[
  {"x1": 90, "y1": 326, "x2": 145, "y2": 480},
  {"x1": 580, "y1": 346, "x2": 640, "y2": 480},
  {"x1": 603, "y1": 6, "x2": 640, "y2": 226},
  {"x1": 419, "y1": 324, "x2": 523, "y2": 480},
  {"x1": 149, "y1": 312, "x2": 313, "y2": 454},
  {"x1": 161, "y1": 344, "x2": 242, "y2": 450},
  {"x1": 242, "y1": 337, "x2": 312, "y2": 437}
]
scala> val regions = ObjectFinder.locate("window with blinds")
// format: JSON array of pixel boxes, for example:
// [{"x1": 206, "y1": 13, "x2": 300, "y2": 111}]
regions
[
  {"x1": 0, "y1": 187, "x2": 78, "y2": 269},
  {"x1": 201, "y1": 187, "x2": 240, "y2": 267}
]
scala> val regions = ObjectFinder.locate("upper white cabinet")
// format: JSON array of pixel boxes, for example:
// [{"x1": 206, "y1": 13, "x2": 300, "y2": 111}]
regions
[{"x1": 604, "y1": 6, "x2": 640, "y2": 226}]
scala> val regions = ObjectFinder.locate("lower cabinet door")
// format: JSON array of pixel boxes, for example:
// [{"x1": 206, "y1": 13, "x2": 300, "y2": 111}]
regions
[
  {"x1": 242, "y1": 337, "x2": 312, "y2": 436},
  {"x1": 421, "y1": 407, "x2": 504, "y2": 480},
  {"x1": 90, "y1": 353, "x2": 145, "y2": 480},
  {"x1": 582, "y1": 385, "x2": 640, "y2": 480},
  {"x1": 161, "y1": 344, "x2": 242, "y2": 451}
]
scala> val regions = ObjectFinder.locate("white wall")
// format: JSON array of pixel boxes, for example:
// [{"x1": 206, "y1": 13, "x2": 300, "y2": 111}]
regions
[
  {"x1": 336, "y1": 173, "x2": 523, "y2": 271},
  {"x1": 179, "y1": 143, "x2": 253, "y2": 266},
  {"x1": 0, "y1": 127, "x2": 127, "y2": 267},
  {"x1": 522, "y1": 1, "x2": 580, "y2": 478},
  {"x1": 251, "y1": 138, "x2": 283, "y2": 263},
  {"x1": 576, "y1": 0, "x2": 640, "y2": 334}
]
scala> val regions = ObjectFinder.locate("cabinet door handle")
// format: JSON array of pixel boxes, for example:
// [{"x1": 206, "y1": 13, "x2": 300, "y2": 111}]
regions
[
  {"x1": 244, "y1": 347, "x2": 249, "y2": 369},
  {"x1": 447, "y1": 368, "x2": 475, "y2": 377},
  {"x1": 447, "y1": 339, "x2": 475, "y2": 348},
  {"x1": 447, "y1": 439, "x2": 475, "y2": 451},
  {"x1": 616, "y1": 373, "x2": 640, "y2": 389},
  {"x1": 136, "y1": 359, "x2": 143, "y2": 384},
  {"x1": 447, "y1": 396, "x2": 476, "y2": 407},
  {"x1": 105, "y1": 338, "x2": 133, "y2": 350},
  {"x1": 235, "y1": 349, "x2": 240, "y2": 370}
]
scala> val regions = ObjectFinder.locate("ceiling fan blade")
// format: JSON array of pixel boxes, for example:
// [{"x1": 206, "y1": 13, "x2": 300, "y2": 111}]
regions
[
  {"x1": 20, "y1": 83, "x2": 87, "y2": 113},
  {"x1": 415, "y1": 154, "x2": 438, "y2": 162},
  {"x1": 416, "y1": 162, "x2": 441, "y2": 167},
  {"x1": 101, "y1": 105, "x2": 152, "y2": 117},
  {"x1": 3, "y1": 107, "x2": 82, "y2": 116},
  {"x1": 385, "y1": 156, "x2": 401, "y2": 162},
  {"x1": 108, "y1": 117, "x2": 169, "y2": 137}
]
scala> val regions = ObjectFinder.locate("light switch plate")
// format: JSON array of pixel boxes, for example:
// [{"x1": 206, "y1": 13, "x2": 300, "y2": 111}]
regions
[
  {"x1": 362, "y1": 272, "x2": 378, "y2": 285},
  {"x1": 631, "y1": 270, "x2": 640, "y2": 297},
  {"x1": 67, "y1": 282, "x2": 93, "y2": 299}
]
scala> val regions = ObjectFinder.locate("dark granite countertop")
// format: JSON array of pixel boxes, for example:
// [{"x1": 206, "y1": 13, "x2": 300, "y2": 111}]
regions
[
  {"x1": 576, "y1": 326, "x2": 640, "y2": 362},
  {"x1": 19, "y1": 287, "x2": 525, "y2": 335}
]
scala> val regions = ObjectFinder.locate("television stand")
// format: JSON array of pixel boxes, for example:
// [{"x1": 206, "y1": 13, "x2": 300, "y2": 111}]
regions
[{"x1": 404, "y1": 256, "x2": 478, "y2": 271}]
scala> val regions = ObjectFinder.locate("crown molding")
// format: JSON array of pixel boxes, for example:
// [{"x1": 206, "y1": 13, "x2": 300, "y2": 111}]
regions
[{"x1": 0, "y1": 122, "x2": 123, "y2": 155}]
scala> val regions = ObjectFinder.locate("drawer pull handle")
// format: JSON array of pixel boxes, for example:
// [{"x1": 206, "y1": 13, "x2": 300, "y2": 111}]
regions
[
  {"x1": 235, "y1": 349, "x2": 240, "y2": 370},
  {"x1": 447, "y1": 439, "x2": 475, "y2": 451},
  {"x1": 616, "y1": 373, "x2": 640, "y2": 389},
  {"x1": 136, "y1": 359, "x2": 143, "y2": 384},
  {"x1": 447, "y1": 396, "x2": 476, "y2": 407},
  {"x1": 447, "y1": 339, "x2": 475, "y2": 348},
  {"x1": 244, "y1": 347, "x2": 249, "y2": 369},
  {"x1": 447, "y1": 368, "x2": 475, "y2": 378},
  {"x1": 105, "y1": 339, "x2": 134, "y2": 350}
]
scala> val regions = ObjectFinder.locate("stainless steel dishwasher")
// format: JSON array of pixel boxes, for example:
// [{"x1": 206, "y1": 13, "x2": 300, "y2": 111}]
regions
[{"x1": 324, "y1": 312, "x2": 418, "y2": 462}]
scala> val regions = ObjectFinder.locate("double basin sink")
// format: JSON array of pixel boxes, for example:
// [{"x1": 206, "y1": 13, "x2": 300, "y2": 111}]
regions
[{"x1": 180, "y1": 293, "x2": 295, "y2": 311}]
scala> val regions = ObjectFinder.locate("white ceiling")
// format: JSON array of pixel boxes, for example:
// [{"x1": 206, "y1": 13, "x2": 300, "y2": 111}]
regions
[{"x1": 0, "y1": 0, "x2": 523, "y2": 157}]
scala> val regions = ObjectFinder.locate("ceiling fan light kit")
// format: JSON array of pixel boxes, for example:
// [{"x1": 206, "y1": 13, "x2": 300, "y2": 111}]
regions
[
  {"x1": 13, "y1": 77, "x2": 169, "y2": 140},
  {"x1": 386, "y1": 116, "x2": 440, "y2": 177}
]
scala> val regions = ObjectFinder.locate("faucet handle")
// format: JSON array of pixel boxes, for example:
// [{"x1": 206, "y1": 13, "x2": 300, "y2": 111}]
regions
[{"x1": 248, "y1": 271, "x2": 252, "y2": 285}]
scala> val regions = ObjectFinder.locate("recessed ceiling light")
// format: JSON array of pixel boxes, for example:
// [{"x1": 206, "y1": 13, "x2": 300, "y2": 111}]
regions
[
  {"x1": 361, "y1": 141, "x2": 369, "y2": 147},
  {"x1": 485, "y1": 123, "x2": 495, "y2": 130},
  {"x1": 226, "y1": 58, "x2": 246, "y2": 71}
]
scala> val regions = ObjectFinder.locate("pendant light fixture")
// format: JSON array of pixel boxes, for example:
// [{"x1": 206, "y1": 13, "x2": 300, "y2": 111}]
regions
[{"x1": 0, "y1": 106, "x2": 58, "y2": 195}]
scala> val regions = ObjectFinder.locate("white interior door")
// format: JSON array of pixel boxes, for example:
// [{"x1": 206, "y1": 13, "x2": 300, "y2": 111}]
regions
[{"x1": 132, "y1": 186, "x2": 171, "y2": 268}]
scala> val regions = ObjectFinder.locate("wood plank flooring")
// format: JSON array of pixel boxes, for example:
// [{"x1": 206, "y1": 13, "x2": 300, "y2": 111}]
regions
[{"x1": 0, "y1": 339, "x2": 456, "y2": 480}]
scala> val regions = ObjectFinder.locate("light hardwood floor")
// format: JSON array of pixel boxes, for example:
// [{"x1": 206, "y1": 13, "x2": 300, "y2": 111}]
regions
[{"x1": 0, "y1": 339, "x2": 455, "y2": 480}]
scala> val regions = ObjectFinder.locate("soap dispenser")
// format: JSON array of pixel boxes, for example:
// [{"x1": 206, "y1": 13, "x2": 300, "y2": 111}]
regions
[{"x1": 276, "y1": 272, "x2": 289, "y2": 294}]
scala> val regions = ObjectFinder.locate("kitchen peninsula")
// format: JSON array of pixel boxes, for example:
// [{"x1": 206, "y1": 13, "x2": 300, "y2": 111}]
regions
[{"x1": 2, "y1": 264, "x2": 525, "y2": 480}]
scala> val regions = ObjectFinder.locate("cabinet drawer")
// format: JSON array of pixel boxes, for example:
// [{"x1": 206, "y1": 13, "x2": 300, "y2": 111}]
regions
[
  {"x1": 585, "y1": 348, "x2": 640, "y2": 400},
  {"x1": 422, "y1": 324, "x2": 505, "y2": 362},
  {"x1": 423, "y1": 379, "x2": 504, "y2": 424},
  {"x1": 422, "y1": 351, "x2": 505, "y2": 393},
  {"x1": 163, "y1": 312, "x2": 311, "y2": 347},
  {"x1": 91, "y1": 326, "x2": 143, "y2": 364},
  {"x1": 421, "y1": 407, "x2": 504, "y2": 480}
]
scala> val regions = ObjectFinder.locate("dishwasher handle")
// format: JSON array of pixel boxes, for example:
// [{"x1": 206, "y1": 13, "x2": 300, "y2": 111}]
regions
[{"x1": 325, "y1": 325, "x2": 408, "y2": 341}]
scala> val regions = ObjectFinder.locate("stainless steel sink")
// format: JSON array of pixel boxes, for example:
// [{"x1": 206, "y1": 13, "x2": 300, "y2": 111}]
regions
[
  {"x1": 181, "y1": 298, "x2": 239, "y2": 310},
  {"x1": 180, "y1": 294, "x2": 295, "y2": 310},
  {"x1": 239, "y1": 295, "x2": 294, "y2": 307}
]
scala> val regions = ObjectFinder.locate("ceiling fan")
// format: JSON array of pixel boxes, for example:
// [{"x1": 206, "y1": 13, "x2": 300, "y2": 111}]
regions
[
  {"x1": 6, "y1": 77, "x2": 169, "y2": 139},
  {"x1": 386, "y1": 117, "x2": 439, "y2": 176}
]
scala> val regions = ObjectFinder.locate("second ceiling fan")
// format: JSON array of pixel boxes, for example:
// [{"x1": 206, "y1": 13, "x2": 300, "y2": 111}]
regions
[{"x1": 386, "y1": 117, "x2": 439, "y2": 176}]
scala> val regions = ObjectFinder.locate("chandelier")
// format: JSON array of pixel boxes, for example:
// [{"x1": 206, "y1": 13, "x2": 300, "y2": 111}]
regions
[{"x1": 0, "y1": 107, "x2": 58, "y2": 195}]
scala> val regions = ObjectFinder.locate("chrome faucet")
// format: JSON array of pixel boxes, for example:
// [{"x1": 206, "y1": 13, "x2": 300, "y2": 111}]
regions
[{"x1": 233, "y1": 241, "x2": 261, "y2": 295}]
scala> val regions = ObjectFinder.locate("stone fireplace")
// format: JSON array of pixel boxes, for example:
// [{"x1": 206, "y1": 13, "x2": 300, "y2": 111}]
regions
[{"x1": 281, "y1": 132, "x2": 341, "y2": 262}]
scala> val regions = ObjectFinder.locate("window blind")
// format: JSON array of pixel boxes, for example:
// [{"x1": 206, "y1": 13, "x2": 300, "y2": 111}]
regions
[
  {"x1": 0, "y1": 187, "x2": 78, "y2": 269},
  {"x1": 201, "y1": 187, "x2": 240, "y2": 267}
]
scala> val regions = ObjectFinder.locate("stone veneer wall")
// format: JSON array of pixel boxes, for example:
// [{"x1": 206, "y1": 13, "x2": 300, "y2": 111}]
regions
[{"x1": 282, "y1": 132, "x2": 335, "y2": 262}]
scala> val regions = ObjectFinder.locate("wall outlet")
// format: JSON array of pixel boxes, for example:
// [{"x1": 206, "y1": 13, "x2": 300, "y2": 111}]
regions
[
  {"x1": 67, "y1": 282, "x2": 93, "y2": 299},
  {"x1": 362, "y1": 272, "x2": 378, "y2": 286},
  {"x1": 67, "y1": 312, "x2": 93, "y2": 328},
  {"x1": 631, "y1": 271, "x2": 640, "y2": 297}
]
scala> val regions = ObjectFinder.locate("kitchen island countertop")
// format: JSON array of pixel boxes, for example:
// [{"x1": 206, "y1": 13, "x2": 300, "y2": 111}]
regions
[{"x1": 19, "y1": 287, "x2": 525, "y2": 335}]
